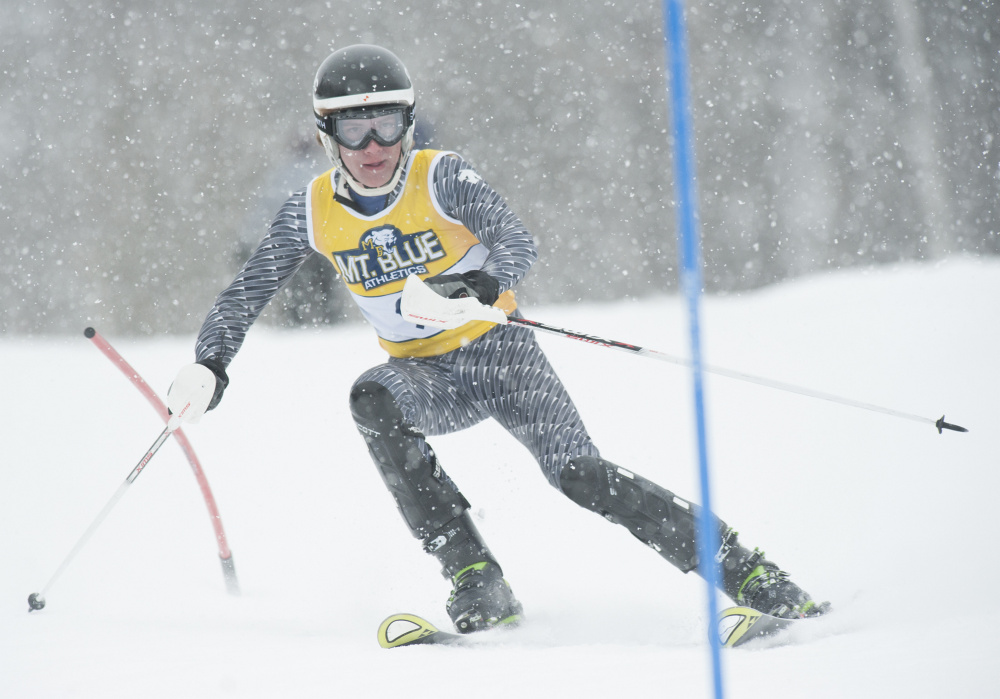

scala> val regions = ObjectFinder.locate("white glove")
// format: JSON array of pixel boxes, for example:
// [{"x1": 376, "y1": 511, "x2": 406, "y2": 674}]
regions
[{"x1": 167, "y1": 363, "x2": 219, "y2": 424}]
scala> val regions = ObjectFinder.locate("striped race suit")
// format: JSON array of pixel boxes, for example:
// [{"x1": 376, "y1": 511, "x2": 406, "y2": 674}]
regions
[{"x1": 195, "y1": 149, "x2": 600, "y2": 487}]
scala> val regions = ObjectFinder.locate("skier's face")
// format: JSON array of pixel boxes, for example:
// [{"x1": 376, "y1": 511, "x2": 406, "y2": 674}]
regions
[{"x1": 338, "y1": 139, "x2": 402, "y2": 189}]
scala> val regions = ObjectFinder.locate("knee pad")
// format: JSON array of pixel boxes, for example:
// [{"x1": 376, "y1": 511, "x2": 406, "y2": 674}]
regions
[
  {"x1": 559, "y1": 456, "x2": 727, "y2": 573},
  {"x1": 349, "y1": 381, "x2": 469, "y2": 539}
]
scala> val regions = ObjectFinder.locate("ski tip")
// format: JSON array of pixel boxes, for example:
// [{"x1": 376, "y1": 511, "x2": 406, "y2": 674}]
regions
[
  {"x1": 717, "y1": 606, "x2": 762, "y2": 648},
  {"x1": 717, "y1": 605, "x2": 801, "y2": 649},
  {"x1": 378, "y1": 613, "x2": 444, "y2": 649},
  {"x1": 83, "y1": 327, "x2": 96, "y2": 338},
  {"x1": 936, "y1": 415, "x2": 969, "y2": 434}
]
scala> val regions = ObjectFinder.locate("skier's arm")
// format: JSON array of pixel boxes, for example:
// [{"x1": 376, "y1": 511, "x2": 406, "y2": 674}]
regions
[
  {"x1": 167, "y1": 189, "x2": 314, "y2": 422},
  {"x1": 194, "y1": 189, "x2": 314, "y2": 369},
  {"x1": 431, "y1": 153, "x2": 538, "y2": 295}
]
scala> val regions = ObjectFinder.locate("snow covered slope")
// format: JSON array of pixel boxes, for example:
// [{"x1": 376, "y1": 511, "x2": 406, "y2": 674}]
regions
[{"x1": 3, "y1": 257, "x2": 998, "y2": 698}]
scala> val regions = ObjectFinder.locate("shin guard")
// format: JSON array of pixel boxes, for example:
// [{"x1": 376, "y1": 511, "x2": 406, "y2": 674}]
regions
[
  {"x1": 559, "y1": 456, "x2": 772, "y2": 598},
  {"x1": 558, "y1": 455, "x2": 724, "y2": 573},
  {"x1": 350, "y1": 381, "x2": 496, "y2": 577}
]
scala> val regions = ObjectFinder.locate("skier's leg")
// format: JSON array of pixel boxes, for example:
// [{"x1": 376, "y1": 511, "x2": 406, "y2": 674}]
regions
[
  {"x1": 453, "y1": 323, "x2": 600, "y2": 483},
  {"x1": 349, "y1": 376, "x2": 488, "y2": 574},
  {"x1": 349, "y1": 362, "x2": 522, "y2": 632},
  {"x1": 459, "y1": 324, "x2": 825, "y2": 618},
  {"x1": 557, "y1": 455, "x2": 827, "y2": 618}
]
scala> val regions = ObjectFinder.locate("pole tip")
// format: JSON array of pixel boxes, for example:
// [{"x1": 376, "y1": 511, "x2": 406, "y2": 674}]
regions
[
  {"x1": 27, "y1": 593, "x2": 46, "y2": 612},
  {"x1": 936, "y1": 415, "x2": 969, "y2": 434},
  {"x1": 84, "y1": 327, "x2": 96, "y2": 338}
]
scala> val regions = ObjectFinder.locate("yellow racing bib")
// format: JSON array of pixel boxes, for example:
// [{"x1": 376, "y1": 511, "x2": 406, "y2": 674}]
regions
[{"x1": 306, "y1": 149, "x2": 514, "y2": 357}]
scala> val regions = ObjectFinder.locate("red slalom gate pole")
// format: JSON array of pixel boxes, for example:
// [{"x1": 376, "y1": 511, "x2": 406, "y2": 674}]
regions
[{"x1": 84, "y1": 327, "x2": 240, "y2": 595}]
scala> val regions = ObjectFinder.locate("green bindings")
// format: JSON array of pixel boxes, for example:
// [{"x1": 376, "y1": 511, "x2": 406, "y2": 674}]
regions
[
  {"x1": 446, "y1": 562, "x2": 523, "y2": 633},
  {"x1": 721, "y1": 538, "x2": 830, "y2": 619}
]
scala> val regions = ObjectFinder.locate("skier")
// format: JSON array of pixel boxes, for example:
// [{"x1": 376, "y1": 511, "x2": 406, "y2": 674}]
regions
[{"x1": 167, "y1": 44, "x2": 828, "y2": 634}]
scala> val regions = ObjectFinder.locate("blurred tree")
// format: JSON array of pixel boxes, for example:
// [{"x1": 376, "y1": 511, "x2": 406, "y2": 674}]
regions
[{"x1": 1, "y1": 0, "x2": 996, "y2": 336}]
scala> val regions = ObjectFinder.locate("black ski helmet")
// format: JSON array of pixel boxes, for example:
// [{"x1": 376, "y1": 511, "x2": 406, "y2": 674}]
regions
[{"x1": 313, "y1": 45, "x2": 416, "y2": 195}]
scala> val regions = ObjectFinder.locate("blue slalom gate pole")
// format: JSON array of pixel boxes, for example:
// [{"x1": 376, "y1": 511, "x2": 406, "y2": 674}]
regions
[{"x1": 662, "y1": 1, "x2": 725, "y2": 698}]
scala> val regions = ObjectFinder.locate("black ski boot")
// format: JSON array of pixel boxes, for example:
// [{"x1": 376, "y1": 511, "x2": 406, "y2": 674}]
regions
[
  {"x1": 720, "y1": 531, "x2": 829, "y2": 619},
  {"x1": 446, "y1": 562, "x2": 523, "y2": 634}
]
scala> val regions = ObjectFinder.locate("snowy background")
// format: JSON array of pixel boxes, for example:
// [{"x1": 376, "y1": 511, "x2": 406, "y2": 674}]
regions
[
  {"x1": 4, "y1": 2, "x2": 998, "y2": 335},
  {"x1": 3, "y1": 257, "x2": 998, "y2": 698}
]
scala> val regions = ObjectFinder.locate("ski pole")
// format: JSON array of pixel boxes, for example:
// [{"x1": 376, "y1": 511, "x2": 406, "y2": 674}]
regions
[
  {"x1": 399, "y1": 275, "x2": 967, "y2": 434},
  {"x1": 28, "y1": 417, "x2": 183, "y2": 612},
  {"x1": 505, "y1": 316, "x2": 968, "y2": 434}
]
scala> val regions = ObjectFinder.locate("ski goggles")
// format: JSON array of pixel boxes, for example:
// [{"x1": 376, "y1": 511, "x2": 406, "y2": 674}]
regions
[{"x1": 315, "y1": 107, "x2": 408, "y2": 150}]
